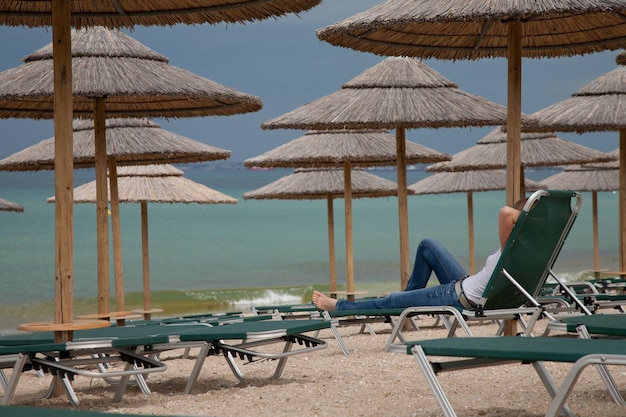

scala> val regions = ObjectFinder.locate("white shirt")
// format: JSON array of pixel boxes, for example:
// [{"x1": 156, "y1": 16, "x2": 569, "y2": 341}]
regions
[{"x1": 462, "y1": 249, "x2": 502, "y2": 304}]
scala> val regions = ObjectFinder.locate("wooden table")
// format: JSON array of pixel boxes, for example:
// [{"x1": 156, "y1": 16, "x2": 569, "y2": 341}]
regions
[
  {"x1": 18, "y1": 319, "x2": 111, "y2": 342},
  {"x1": 76, "y1": 311, "x2": 142, "y2": 326},
  {"x1": 132, "y1": 308, "x2": 164, "y2": 320}
]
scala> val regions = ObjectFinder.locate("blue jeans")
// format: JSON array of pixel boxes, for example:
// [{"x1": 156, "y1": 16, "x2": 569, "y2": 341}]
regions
[{"x1": 335, "y1": 238, "x2": 468, "y2": 311}]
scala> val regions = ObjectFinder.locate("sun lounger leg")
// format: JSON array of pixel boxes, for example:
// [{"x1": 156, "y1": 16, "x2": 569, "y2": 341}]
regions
[
  {"x1": 545, "y1": 355, "x2": 626, "y2": 417},
  {"x1": 223, "y1": 351, "x2": 246, "y2": 382},
  {"x1": 0, "y1": 370, "x2": 7, "y2": 391},
  {"x1": 531, "y1": 361, "x2": 576, "y2": 417},
  {"x1": 268, "y1": 338, "x2": 298, "y2": 380},
  {"x1": 0, "y1": 354, "x2": 29, "y2": 405},
  {"x1": 575, "y1": 325, "x2": 626, "y2": 405},
  {"x1": 184, "y1": 342, "x2": 210, "y2": 394},
  {"x1": 322, "y1": 311, "x2": 350, "y2": 356},
  {"x1": 411, "y1": 345, "x2": 458, "y2": 417},
  {"x1": 57, "y1": 374, "x2": 80, "y2": 406}
]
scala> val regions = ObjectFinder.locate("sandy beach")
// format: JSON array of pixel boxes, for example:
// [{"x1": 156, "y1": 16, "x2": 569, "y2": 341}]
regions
[{"x1": 7, "y1": 315, "x2": 626, "y2": 417}]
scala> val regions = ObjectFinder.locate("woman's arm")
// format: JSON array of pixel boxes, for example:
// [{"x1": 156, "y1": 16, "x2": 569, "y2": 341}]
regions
[{"x1": 498, "y1": 206, "x2": 522, "y2": 250}]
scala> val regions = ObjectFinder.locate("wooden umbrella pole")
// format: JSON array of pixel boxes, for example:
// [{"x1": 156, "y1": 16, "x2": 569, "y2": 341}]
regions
[
  {"x1": 504, "y1": 23, "x2": 522, "y2": 337},
  {"x1": 343, "y1": 161, "x2": 355, "y2": 300},
  {"x1": 467, "y1": 191, "x2": 476, "y2": 275},
  {"x1": 141, "y1": 201, "x2": 151, "y2": 316},
  {"x1": 93, "y1": 97, "x2": 110, "y2": 314},
  {"x1": 326, "y1": 195, "x2": 337, "y2": 297},
  {"x1": 619, "y1": 129, "x2": 626, "y2": 271},
  {"x1": 108, "y1": 158, "x2": 125, "y2": 312},
  {"x1": 52, "y1": 0, "x2": 74, "y2": 340},
  {"x1": 592, "y1": 191, "x2": 600, "y2": 274},
  {"x1": 395, "y1": 128, "x2": 409, "y2": 290},
  {"x1": 506, "y1": 21, "x2": 523, "y2": 208}
]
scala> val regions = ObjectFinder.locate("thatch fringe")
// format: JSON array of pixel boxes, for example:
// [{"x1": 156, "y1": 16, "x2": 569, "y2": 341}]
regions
[
  {"x1": 0, "y1": 0, "x2": 322, "y2": 28},
  {"x1": 428, "y1": 128, "x2": 616, "y2": 172},
  {"x1": 410, "y1": 170, "x2": 545, "y2": 194},
  {"x1": 49, "y1": 164, "x2": 237, "y2": 204},
  {"x1": 316, "y1": 0, "x2": 626, "y2": 60},
  {"x1": 542, "y1": 164, "x2": 618, "y2": 191},
  {"x1": 0, "y1": 27, "x2": 262, "y2": 119},
  {"x1": 528, "y1": 65, "x2": 626, "y2": 133},
  {"x1": 245, "y1": 130, "x2": 450, "y2": 168},
  {"x1": 243, "y1": 168, "x2": 409, "y2": 200},
  {"x1": 0, "y1": 118, "x2": 230, "y2": 171},
  {"x1": 0, "y1": 197, "x2": 24, "y2": 212},
  {"x1": 262, "y1": 57, "x2": 518, "y2": 130}
]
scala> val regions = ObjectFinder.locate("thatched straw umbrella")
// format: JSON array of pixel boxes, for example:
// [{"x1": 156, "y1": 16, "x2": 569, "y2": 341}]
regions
[
  {"x1": 0, "y1": 117, "x2": 231, "y2": 316},
  {"x1": 0, "y1": 1, "x2": 321, "y2": 27},
  {"x1": 49, "y1": 164, "x2": 237, "y2": 319},
  {"x1": 526, "y1": 53, "x2": 626, "y2": 272},
  {"x1": 541, "y1": 150, "x2": 619, "y2": 276},
  {"x1": 409, "y1": 170, "x2": 545, "y2": 275},
  {"x1": 245, "y1": 129, "x2": 449, "y2": 297},
  {"x1": 427, "y1": 129, "x2": 616, "y2": 175},
  {"x1": 0, "y1": 198, "x2": 24, "y2": 212},
  {"x1": 0, "y1": 27, "x2": 260, "y2": 318},
  {"x1": 261, "y1": 57, "x2": 512, "y2": 291},
  {"x1": 315, "y1": 0, "x2": 626, "y2": 207},
  {"x1": 243, "y1": 167, "x2": 406, "y2": 295},
  {"x1": 0, "y1": 0, "x2": 313, "y2": 342}
]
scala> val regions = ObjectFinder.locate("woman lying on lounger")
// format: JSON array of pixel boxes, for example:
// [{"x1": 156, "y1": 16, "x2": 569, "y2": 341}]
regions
[{"x1": 312, "y1": 199, "x2": 527, "y2": 312}]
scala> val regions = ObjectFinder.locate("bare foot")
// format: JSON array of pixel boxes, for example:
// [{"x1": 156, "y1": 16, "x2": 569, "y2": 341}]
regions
[{"x1": 312, "y1": 290, "x2": 338, "y2": 311}]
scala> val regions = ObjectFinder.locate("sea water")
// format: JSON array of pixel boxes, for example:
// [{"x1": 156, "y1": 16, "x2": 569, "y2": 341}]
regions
[{"x1": 0, "y1": 166, "x2": 620, "y2": 333}]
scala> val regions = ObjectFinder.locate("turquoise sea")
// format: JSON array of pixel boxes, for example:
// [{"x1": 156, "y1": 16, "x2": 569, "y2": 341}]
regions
[{"x1": 0, "y1": 166, "x2": 621, "y2": 333}]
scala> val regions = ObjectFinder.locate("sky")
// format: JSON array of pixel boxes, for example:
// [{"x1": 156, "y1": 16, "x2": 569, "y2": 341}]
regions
[{"x1": 0, "y1": 1, "x2": 621, "y2": 163}]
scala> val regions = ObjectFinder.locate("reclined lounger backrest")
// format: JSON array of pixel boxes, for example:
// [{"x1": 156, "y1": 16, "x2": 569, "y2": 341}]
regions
[{"x1": 479, "y1": 190, "x2": 582, "y2": 310}]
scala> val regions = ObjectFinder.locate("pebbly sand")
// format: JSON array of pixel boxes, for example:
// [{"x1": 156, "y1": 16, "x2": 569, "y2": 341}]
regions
[{"x1": 7, "y1": 314, "x2": 626, "y2": 417}]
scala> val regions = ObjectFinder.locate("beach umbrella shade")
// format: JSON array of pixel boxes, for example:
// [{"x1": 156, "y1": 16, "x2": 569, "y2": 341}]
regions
[
  {"x1": 0, "y1": 117, "x2": 232, "y2": 315},
  {"x1": 0, "y1": 26, "x2": 260, "y2": 318},
  {"x1": 427, "y1": 129, "x2": 616, "y2": 173},
  {"x1": 409, "y1": 170, "x2": 545, "y2": 274},
  {"x1": 0, "y1": 1, "x2": 322, "y2": 27},
  {"x1": 541, "y1": 150, "x2": 619, "y2": 276},
  {"x1": 0, "y1": 0, "x2": 314, "y2": 340},
  {"x1": 245, "y1": 128, "x2": 450, "y2": 296},
  {"x1": 0, "y1": 197, "x2": 24, "y2": 212},
  {"x1": 261, "y1": 56, "x2": 513, "y2": 290},
  {"x1": 49, "y1": 164, "x2": 237, "y2": 319},
  {"x1": 243, "y1": 167, "x2": 408, "y2": 295},
  {"x1": 315, "y1": 0, "x2": 626, "y2": 207},
  {"x1": 526, "y1": 53, "x2": 626, "y2": 271}
]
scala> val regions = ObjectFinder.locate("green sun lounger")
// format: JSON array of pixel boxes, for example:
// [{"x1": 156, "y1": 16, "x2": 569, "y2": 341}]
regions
[
  {"x1": 0, "y1": 318, "x2": 329, "y2": 401},
  {"x1": 388, "y1": 336, "x2": 626, "y2": 417},
  {"x1": 0, "y1": 332, "x2": 168, "y2": 407},
  {"x1": 545, "y1": 313, "x2": 626, "y2": 405},
  {"x1": 385, "y1": 190, "x2": 582, "y2": 349}
]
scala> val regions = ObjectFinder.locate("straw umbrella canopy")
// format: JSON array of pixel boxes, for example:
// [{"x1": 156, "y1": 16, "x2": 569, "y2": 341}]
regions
[
  {"x1": 541, "y1": 151, "x2": 619, "y2": 276},
  {"x1": 427, "y1": 129, "x2": 616, "y2": 173},
  {"x1": 526, "y1": 53, "x2": 626, "y2": 272},
  {"x1": 49, "y1": 164, "x2": 237, "y2": 319},
  {"x1": 409, "y1": 170, "x2": 545, "y2": 274},
  {"x1": 0, "y1": 26, "x2": 260, "y2": 318},
  {"x1": 245, "y1": 128, "x2": 450, "y2": 296},
  {"x1": 0, "y1": 117, "x2": 231, "y2": 315},
  {"x1": 243, "y1": 167, "x2": 408, "y2": 295},
  {"x1": 0, "y1": 198, "x2": 24, "y2": 212},
  {"x1": 0, "y1": 0, "x2": 310, "y2": 340},
  {"x1": 261, "y1": 56, "x2": 512, "y2": 290},
  {"x1": 315, "y1": 0, "x2": 626, "y2": 207},
  {"x1": 0, "y1": 1, "x2": 322, "y2": 27},
  {"x1": 0, "y1": 118, "x2": 231, "y2": 170}
]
